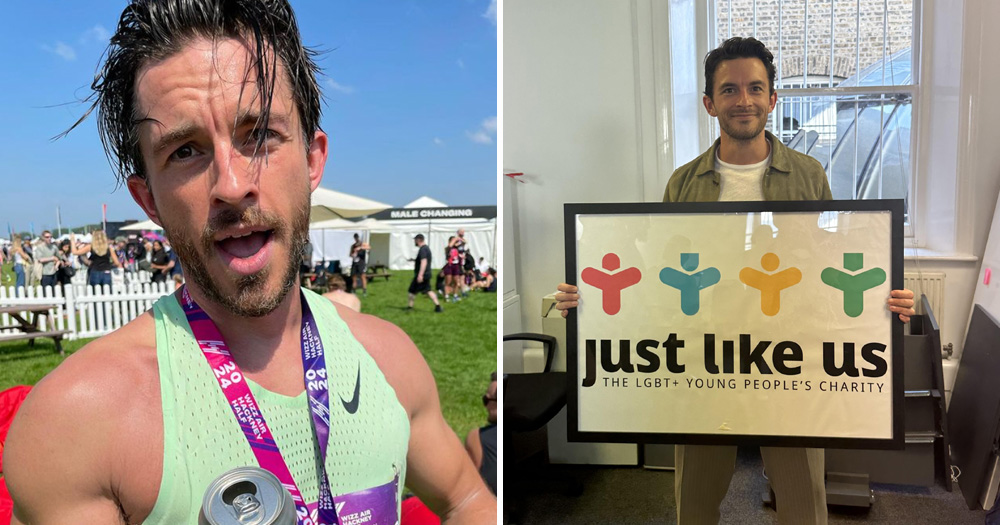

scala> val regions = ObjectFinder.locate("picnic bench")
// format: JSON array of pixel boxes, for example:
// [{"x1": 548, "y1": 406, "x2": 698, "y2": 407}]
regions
[
  {"x1": 0, "y1": 303, "x2": 71, "y2": 355},
  {"x1": 366, "y1": 264, "x2": 392, "y2": 282}
]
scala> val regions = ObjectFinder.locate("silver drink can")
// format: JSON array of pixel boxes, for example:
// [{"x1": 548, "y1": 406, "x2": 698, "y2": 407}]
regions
[{"x1": 199, "y1": 466, "x2": 298, "y2": 525}]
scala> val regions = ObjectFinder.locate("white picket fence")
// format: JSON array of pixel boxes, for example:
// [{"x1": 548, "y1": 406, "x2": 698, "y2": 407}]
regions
[{"x1": 0, "y1": 279, "x2": 174, "y2": 340}]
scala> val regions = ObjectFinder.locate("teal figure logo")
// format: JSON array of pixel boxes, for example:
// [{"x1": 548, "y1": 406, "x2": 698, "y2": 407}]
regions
[
  {"x1": 820, "y1": 253, "x2": 886, "y2": 317},
  {"x1": 659, "y1": 253, "x2": 721, "y2": 315}
]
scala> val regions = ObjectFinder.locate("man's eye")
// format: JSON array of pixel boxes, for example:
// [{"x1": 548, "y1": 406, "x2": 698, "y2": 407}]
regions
[
  {"x1": 247, "y1": 128, "x2": 279, "y2": 144},
  {"x1": 169, "y1": 144, "x2": 196, "y2": 161}
]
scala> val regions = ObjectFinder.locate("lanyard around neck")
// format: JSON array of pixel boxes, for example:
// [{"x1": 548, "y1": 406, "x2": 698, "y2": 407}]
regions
[{"x1": 179, "y1": 286, "x2": 340, "y2": 525}]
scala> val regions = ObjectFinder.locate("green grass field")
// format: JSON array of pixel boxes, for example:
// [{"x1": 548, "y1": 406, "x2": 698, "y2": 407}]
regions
[
  {"x1": 0, "y1": 269, "x2": 497, "y2": 438},
  {"x1": 1, "y1": 262, "x2": 14, "y2": 287}
]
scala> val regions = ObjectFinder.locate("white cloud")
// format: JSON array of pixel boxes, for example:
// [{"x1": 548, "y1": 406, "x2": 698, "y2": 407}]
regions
[
  {"x1": 457, "y1": 59, "x2": 465, "y2": 69},
  {"x1": 44, "y1": 24, "x2": 111, "y2": 63},
  {"x1": 484, "y1": 0, "x2": 497, "y2": 26},
  {"x1": 42, "y1": 41, "x2": 76, "y2": 61},
  {"x1": 482, "y1": 116, "x2": 497, "y2": 134},
  {"x1": 467, "y1": 115, "x2": 497, "y2": 145},
  {"x1": 434, "y1": 137, "x2": 444, "y2": 145},
  {"x1": 467, "y1": 131, "x2": 493, "y2": 144},
  {"x1": 80, "y1": 25, "x2": 110, "y2": 44},
  {"x1": 324, "y1": 78, "x2": 356, "y2": 94}
]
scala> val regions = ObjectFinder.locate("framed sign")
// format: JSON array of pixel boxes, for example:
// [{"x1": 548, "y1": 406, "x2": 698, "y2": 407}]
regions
[{"x1": 564, "y1": 200, "x2": 904, "y2": 449}]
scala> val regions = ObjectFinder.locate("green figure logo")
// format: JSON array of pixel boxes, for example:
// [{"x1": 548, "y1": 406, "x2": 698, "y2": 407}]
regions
[{"x1": 821, "y1": 253, "x2": 886, "y2": 317}]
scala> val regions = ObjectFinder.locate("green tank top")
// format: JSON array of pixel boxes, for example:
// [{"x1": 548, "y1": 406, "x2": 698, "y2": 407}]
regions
[{"x1": 143, "y1": 288, "x2": 410, "y2": 524}]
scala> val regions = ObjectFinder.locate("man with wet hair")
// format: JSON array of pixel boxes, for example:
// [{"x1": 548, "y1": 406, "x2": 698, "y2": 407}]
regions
[
  {"x1": 555, "y1": 37, "x2": 914, "y2": 525},
  {"x1": 3, "y1": 1, "x2": 496, "y2": 523}
]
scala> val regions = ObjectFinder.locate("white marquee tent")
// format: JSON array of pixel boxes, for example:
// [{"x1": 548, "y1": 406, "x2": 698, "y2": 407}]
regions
[
  {"x1": 120, "y1": 219, "x2": 162, "y2": 231},
  {"x1": 307, "y1": 197, "x2": 496, "y2": 272}
]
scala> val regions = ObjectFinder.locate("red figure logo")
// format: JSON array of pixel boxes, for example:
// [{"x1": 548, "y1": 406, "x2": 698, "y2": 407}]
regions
[{"x1": 581, "y1": 253, "x2": 642, "y2": 315}]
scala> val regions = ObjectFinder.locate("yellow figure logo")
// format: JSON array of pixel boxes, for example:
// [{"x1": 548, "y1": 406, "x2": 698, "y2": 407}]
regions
[{"x1": 739, "y1": 252, "x2": 802, "y2": 316}]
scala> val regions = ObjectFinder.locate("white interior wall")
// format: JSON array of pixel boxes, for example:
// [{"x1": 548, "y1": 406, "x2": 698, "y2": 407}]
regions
[
  {"x1": 934, "y1": 0, "x2": 1000, "y2": 392},
  {"x1": 503, "y1": 0, "x2": 661, "y2": 334}
]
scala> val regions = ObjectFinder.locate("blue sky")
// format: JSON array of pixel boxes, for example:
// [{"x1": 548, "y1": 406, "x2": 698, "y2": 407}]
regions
[{"x1": 0, "y1": 0, "x2": 497, "y2": 234}]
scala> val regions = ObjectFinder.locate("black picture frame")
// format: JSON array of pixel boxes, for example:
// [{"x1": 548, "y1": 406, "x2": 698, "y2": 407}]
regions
[{"x1": 563, "y1": 199, "x2": 905, "y2": 450}]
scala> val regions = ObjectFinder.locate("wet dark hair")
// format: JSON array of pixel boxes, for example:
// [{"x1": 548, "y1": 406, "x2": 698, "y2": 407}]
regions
[
  {"x1": 63, "y1": 0, "x2": 323, "y2": 185},
  {"x1": 704, "y1": 37, "x2": 776, "y2": 98}
]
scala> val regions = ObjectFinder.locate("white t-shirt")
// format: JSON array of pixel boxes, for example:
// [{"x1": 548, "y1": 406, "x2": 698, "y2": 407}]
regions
[{"x1": 715, "y1": 144, "x2": 771, "y2": 202}]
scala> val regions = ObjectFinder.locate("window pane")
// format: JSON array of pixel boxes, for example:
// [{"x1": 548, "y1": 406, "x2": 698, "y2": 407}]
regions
[
  {"x1": 771, "y1": 93, "x2": 911, "y2": 219},
  {"x1": 713, "y1": 0, "x2": 914, "y2": 87}
]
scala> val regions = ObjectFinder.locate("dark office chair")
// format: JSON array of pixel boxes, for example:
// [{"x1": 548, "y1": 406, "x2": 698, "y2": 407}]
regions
[
  {"x1": 502, "y1": 333, "x2": 581, "y2": 522},
  {"x1": 502, "y1": 333, "x2": 566, "y2": 433}
]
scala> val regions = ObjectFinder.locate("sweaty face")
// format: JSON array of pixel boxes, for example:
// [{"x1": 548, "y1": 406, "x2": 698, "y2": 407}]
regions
[
  {"x1": 705, "y1": 57, "x2": 776, "y2": 142},
  {"x1": 132, "y1": 37, "x2": 324, "y2": 317}
]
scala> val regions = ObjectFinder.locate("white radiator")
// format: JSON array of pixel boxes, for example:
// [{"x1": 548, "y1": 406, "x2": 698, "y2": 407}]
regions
[{"x1": 903, "y1": 271, "x2": 946, "y2": 327}]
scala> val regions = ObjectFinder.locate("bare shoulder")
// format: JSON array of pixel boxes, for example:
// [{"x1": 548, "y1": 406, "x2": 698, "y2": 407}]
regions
[
  {"x1": 331, "y1": 302, "x2": 434, "y2": 417},
  {"x1": 322, "y1": 290, "x2": 361, "y2": 312},
  {"x1": 24, "y1": 311, "x2": 158, "y2": 416},
  {"x1": 4, "y1": 312, "x2": 161, "y2": 522},
  {"x1": 10, "y1": 312, "x2": 157, "y2": 434}
]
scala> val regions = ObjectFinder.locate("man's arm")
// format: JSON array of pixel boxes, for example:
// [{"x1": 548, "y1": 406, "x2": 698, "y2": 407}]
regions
[
  {"x1": 464, "y1": 428, "x2": 483, "y2": 469},
  {"x1": 4, "y1": 360, "x2": 121, "y2": 525},
  {"x1": 418, "y1": 258, "x2": 428, "y2": 282},
  {"x1": 338, "y1": 307, "x2": 496, "y2": 523},
  {"x1": 4, "y1": 348, "x2": 125, "y2": 524}
]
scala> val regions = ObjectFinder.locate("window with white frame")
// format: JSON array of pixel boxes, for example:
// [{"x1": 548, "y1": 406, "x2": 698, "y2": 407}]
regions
[{"x1": 712, "y1": 0, "x2": 916, "y2": 224}]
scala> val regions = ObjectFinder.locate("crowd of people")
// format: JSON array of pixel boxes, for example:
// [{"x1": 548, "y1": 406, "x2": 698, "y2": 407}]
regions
[
  {"x1": 0, "y1": 230, "x2": 184, "y2": 293},
  {"x1": 408, "y1": 228, "x2": 497, "y2": 313},
  {"x1": 301, "y1": 228, "x2": 497, "y2": 314}
]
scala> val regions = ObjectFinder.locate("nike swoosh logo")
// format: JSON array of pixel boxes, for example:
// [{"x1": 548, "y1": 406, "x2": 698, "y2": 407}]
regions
[{"x1": 341, "y1": 366, "x2": 361, "y2": 414}]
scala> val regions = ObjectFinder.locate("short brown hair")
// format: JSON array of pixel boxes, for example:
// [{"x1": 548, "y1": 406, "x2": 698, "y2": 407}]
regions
[
  {"x1": 704, "y1": 37, "x2": 776, "y2": 98},
  {"x1": 326, "y1": 273, "x2": 347, "y2": 292}
]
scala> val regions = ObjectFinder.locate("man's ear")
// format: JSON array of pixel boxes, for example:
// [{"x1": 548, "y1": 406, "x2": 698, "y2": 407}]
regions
[
  {"x1": 768, "y1": 90, "x2": 778, "y2": 112},
  {"x1": 307, "y1": 130, "x2": 329, "y2": 192},
  {"x1": 703, "y1": 95, "x2": 718, "y2": 117},
  {"x1": 126, "y1": 175, "x2": 163, "y2": 227}
]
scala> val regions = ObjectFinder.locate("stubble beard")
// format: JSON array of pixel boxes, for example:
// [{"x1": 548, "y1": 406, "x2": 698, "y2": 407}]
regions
[
  {"x1": 164, "y1": 195, "x2": 310, "y2": 318},
  {"x1": 719, "y1": 108, "x2": 768, "y2": 142}
]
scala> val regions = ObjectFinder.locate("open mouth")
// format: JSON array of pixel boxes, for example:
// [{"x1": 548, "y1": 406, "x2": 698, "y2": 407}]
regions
[{"x1": 214, "y1": 229, "x2": 275, "y2": 275}]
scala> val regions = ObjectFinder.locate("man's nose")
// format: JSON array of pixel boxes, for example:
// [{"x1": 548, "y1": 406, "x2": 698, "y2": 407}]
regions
[
  {"x1": 737, "y1": 89, "x2": 753, "y2": 106},
  {"x1": 209, "y1": 141, "x2": 259, "y2": 208}
]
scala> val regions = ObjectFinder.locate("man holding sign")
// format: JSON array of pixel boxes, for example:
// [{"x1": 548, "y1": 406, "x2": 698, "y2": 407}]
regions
[{"x1": 556, "y1": 37, "x2": 915, "y2": 524}]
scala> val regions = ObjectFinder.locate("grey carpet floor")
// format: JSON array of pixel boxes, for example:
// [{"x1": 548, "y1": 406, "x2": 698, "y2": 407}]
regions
[{"x1": 510, "y1": 446, "x2": 986, "y2": 524}]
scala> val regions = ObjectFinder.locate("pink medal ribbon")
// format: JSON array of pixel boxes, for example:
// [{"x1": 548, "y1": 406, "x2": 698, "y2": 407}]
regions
[{"x1": 180, "y1": 286, "x2": 340, "y2": 525}]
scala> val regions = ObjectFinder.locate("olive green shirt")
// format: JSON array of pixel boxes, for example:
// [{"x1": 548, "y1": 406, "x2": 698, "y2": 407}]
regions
[{"x1": 662, "y1": 130, "x2": 832, "y2": 203}]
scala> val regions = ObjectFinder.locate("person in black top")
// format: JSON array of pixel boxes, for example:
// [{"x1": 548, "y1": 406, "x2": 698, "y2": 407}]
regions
[
  {"x1": 465, "y1": 371, "x2": 497, "y2": 495},
  {"x1": 71, "y1": 231, "x2": 122, "y2": 288},
  {"x1": 149, "y1": 240, "x2": 173, "y2": 284},
  {"x1": 407, "y1": 234, "x2": 442, "y2": 313},
  {"x1": 349, "y1": 233, "x2": 370, "y2": 297},
  {"x1": 462, "y1": 249, "x2": 476, "y2": 297},
  {"x1": 55, "y1": 240, "x2": 76, "y2": 287},
  {"x1": 167, "y1": 243, "x2": 183, "y2": 278},
  {"x1": 471, "y1": 267, "x2": 496, "y2": 292}
]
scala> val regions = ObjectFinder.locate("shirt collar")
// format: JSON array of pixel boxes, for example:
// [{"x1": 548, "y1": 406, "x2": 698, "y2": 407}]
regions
[{"x1": 696, "y1": 130, "x2": 788, "y2": 176}]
